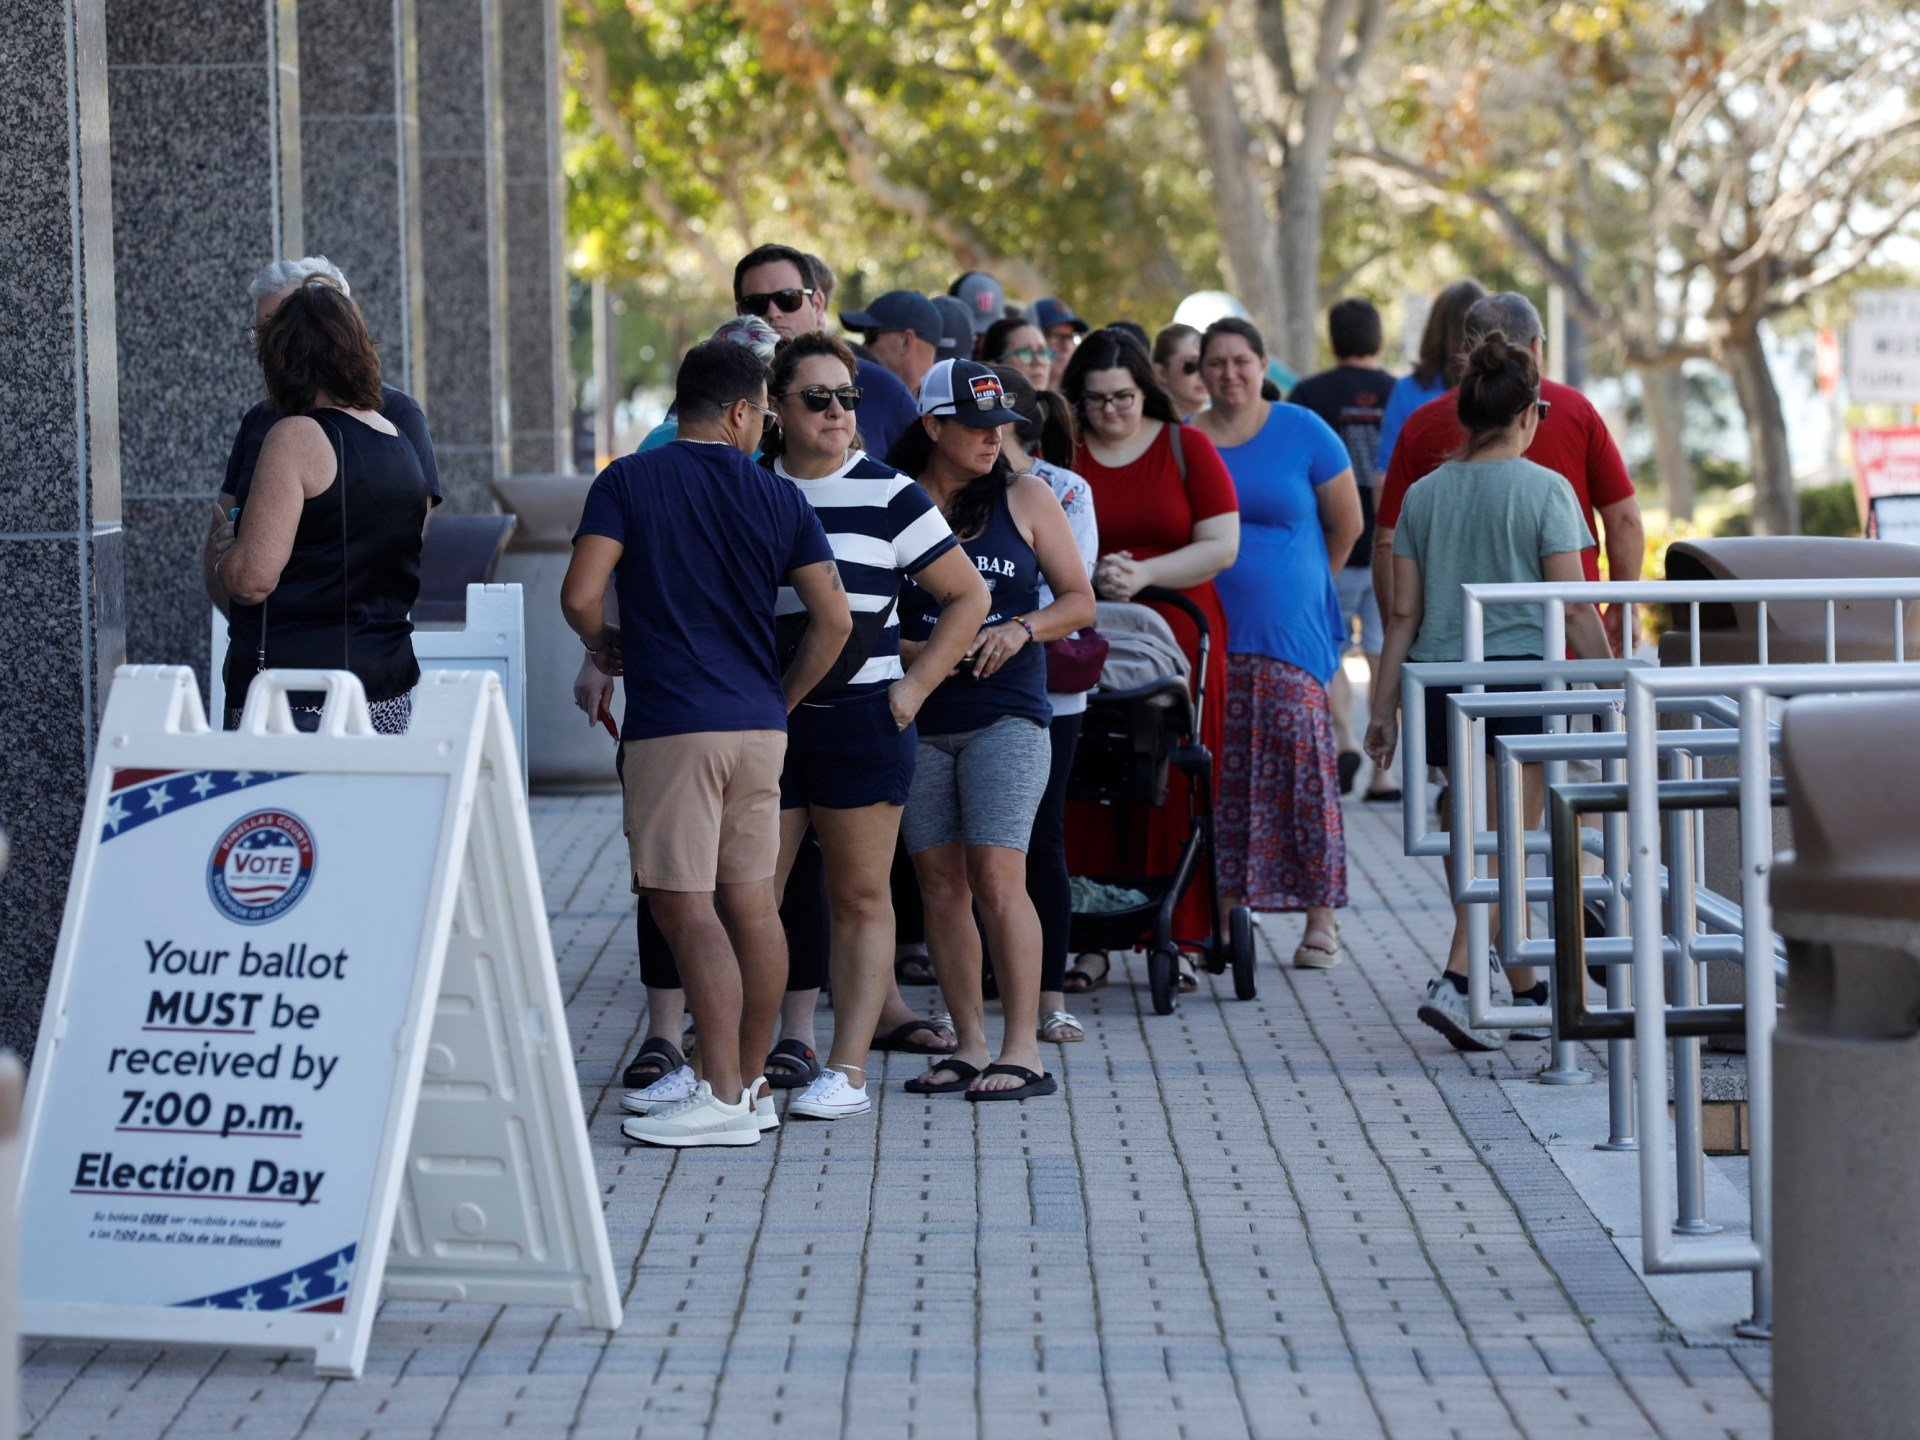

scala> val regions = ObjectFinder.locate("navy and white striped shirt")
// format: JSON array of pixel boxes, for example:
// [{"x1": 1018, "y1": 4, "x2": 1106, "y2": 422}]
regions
[{"x1": 774, "y1": 451, "x2": 958, "y2": 701}]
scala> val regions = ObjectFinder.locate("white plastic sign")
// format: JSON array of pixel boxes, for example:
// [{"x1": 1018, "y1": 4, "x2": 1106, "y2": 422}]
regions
[{"x1": 16, "y1": 666, "x2": 619, "y2": 1377}]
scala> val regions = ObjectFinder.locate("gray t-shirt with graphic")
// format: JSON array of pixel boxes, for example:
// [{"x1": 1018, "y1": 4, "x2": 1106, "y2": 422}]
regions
[{"x1": 1393, "y1": 456, "x2": 1595, "y2": 662}]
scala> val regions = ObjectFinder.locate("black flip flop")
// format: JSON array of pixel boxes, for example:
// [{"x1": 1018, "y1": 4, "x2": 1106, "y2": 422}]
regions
[
  {"x1": 904, "y1": 1058, "x2": 980, "y2": 1094},
  {"x1": 1338, "y1": 750, "x2": 1363, "y2": 794},
  {"x1": 620, "y1": 1036, "x2": 683, "y2": 1091},
  {"x1": 965, "y1": 1063, "x2": 1058, "y2": 1102},
  {"x1": 872, "y1": 1019, "x2": 954, "y2": 1055},
  {"x1": 1063, "y1": 953, "x2": 1109, "y2": 994},
  {"x1": 894, "y1": 951, "x2": 937, "y2": 985},
  {"x1": 764, "y1": 1038, "x2": 821, "y2": 1090},
  {"x1": 1364, "y1": 787, "x2": 1403, "y2": 804}
]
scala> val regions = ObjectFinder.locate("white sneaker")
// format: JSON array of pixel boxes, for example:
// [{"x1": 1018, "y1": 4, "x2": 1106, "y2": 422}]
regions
[
  {"x1": 751, "y1": 1080, "x2": 779, "y2": 1132},
  {"x1": 620, "y1": 1063, "x2": 697, "y2": 1115},
  {"x1": 621, "y1": 1081, "x2": 761, "y2": 1147},
  {"x1": 787, "y1": 1068, "x2": 872, "y2": 1120},
  {"x1": 1416, "y1": 977, "x2": 1505, "y2": 1052}
]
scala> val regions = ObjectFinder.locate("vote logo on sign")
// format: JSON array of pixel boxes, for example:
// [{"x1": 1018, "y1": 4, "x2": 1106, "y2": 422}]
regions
[{"x1": 207, "y1": 811, "x2": 316, "y2": 924}]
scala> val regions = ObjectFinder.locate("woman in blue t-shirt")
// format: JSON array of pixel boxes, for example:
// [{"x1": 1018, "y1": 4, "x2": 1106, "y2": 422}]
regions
[
  {"x1": 1191, "y1": 318, "x2": 1363, "y2": 970},
  {"x1": 889, "y1": 360, "x2": 1097, "y2": 1102}
]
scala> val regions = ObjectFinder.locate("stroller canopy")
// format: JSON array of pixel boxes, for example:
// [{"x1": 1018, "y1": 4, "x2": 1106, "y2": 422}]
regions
[{"x1": 1095, "y1": 601, "x2": 1192, "y2": 696}]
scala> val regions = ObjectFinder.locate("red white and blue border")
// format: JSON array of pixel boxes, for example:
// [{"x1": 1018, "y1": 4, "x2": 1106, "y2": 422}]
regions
[{"x1": 174, "y1": 1244, "x2": 354, "y2": 1314}]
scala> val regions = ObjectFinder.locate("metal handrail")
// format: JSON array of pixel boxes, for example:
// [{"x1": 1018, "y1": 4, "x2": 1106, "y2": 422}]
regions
[{"x1": 2, "y1": 1047, "x2": 22, "y2": 1440}]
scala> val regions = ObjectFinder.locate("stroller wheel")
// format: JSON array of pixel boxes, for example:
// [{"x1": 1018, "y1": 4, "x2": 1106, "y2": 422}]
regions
[
  {"x1": 1230, "y1": 906, "x2": 1257, "y2": 1000},
  {"x1": 1148, "y1": 947, "x2": 1179, "y2": 1016}
]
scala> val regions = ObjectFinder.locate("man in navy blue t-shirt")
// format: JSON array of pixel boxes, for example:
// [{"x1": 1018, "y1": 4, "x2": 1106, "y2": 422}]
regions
[
  {"x1": 564, "y1": 340, "x2": 850, "y2": 1148},
  {"x1": 732, "y1": 243, "x2": 919, "y2": 460}
]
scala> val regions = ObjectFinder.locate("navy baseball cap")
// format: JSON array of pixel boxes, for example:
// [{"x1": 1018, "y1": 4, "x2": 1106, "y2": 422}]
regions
[
  {"x1": 1029, "y1": 296, "x2": 1088, "y2": 334},
  {"x1": 931, "y1": 295, "x2": 975, "y2": 357},
  {"x1": 839, "y1": 290, "x2": 943, "y2": 347},
  {"x1": 950, "y1": 271, "x2": 1008, "y2": 333},
  {"x1": 917, "y1": 359, "x2": 1018, "y2": 429}
]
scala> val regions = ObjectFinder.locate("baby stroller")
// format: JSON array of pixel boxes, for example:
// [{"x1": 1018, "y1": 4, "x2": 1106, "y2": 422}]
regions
[{"x1": 1067, "y1": 586, "x2": 1255, "y2": 1015}]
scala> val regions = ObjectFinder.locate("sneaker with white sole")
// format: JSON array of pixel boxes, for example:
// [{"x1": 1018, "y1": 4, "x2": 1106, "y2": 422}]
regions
[
  {"x1": 620, "y1": 1063, "x2": 697, "y2": 1115},
  {"x1": 787, "y1": 1068, "x2": 872, "y2": 1120},
  {"x1": 1510, "y1": 1004, "x2": 1553, "y2": 1043},
  {"x1": 1416, "y1": 977, "x2": 1505, "y2": 1052},
  {"x1": 752, "y1": 1080, "x2": 779, "y2": 1132},
  {"x1": 621, "y1": 1081, "x2": 761, "y2": 1147}
]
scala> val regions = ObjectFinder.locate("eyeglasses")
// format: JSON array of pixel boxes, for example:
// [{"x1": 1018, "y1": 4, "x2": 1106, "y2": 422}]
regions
[
  {"x1": 997, "y1": 346, "x2": 1048, "y2": 366},
  {"x1": 778, "y1": 385, "x2": 863, "y2": 413},
  {"x1": 1082, "y1": 389, "x2": 1139, "y2": 412},
  {"x1": 1534, "y1": 398, "x2": 1552, "y2": 421},
  {"x1": 739, "y1": 288, "x2": 816, "y2": 317},
  {"x1": 740, "y1": 399, "x2": 778, "y2": 423}
]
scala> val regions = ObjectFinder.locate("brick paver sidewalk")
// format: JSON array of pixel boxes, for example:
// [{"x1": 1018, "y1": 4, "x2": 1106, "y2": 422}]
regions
[{"x1": 18, "y1": 797, "x2": 1771, "y2": 1439}]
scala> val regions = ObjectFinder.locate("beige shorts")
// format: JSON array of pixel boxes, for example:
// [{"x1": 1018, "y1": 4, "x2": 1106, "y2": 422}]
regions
[{"x1": 619, "y1": 730, "x2": 787, "y2": 892}]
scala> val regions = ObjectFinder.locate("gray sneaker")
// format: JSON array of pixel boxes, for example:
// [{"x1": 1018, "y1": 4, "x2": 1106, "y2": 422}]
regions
[
  {"x1": 1510, "y1": 1003, "x2": 1553, "y2": 1043},
  {"x1": 1416, "y1": 977, "x2": 1505, "y2": 1051},
  {"x1": 621, "y1": 1081, "x2": 761, "y2": 1147}
]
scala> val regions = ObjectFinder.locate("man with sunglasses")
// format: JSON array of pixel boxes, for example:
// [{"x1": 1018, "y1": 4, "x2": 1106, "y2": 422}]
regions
[{"x1": 733, "y1": 244, "x2": 919, "y2": 461}]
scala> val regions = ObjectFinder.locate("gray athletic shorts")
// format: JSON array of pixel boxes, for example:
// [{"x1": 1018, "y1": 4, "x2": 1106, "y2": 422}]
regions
[
  {"x1": 1334, "y1": 567, "x2": 1384, "y2": 654},
  {"x1": 901, "y1": 714, "x2": 1052, "y2": 854}
]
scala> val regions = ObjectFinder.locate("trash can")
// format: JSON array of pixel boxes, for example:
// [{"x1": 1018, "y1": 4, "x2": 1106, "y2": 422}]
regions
[
  {"x1": 1772, "y1": 692, "x2": 1920, "y2": 1440},
  {"x1": 490, "y1": 475, "x2": 614, "y2": 789},
  {"x1": 1660, "y1": 538, "x2": 1920, "y2": 1040}
]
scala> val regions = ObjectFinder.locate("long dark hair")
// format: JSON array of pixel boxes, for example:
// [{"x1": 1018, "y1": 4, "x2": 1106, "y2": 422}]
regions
[
  {"x1": 1455, "y1": 330, "x2": 1540, "y2": 458},
  {"x1": 1059, "y1": 326, "x2": 1178, "y2": 425},
  {"x1": 885, "y1": 419, "x2": 1014, "y2": 540},
  {"x1": 1417, "y1": 279, "x2": 1488, "y2": 388},
  {"x1": 989, "y1": 364, "x2": 1078, "y2": 468},
  {"x1": 758, "y1": 331, "x2": 860, "y2": 464}
]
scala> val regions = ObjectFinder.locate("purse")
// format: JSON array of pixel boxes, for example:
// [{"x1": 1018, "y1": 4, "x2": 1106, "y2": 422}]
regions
[{"x1": 1044, "y1": 627, "x2": 1109, "y2": 694}]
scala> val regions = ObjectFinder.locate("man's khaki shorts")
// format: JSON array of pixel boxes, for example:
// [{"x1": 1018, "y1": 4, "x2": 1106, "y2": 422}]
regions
[{"x1": 618, "y1": 730, "x2": 787, "y2": 892}]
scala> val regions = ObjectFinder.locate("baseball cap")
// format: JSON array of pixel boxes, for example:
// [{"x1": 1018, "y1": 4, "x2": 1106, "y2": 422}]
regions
[
  {"x1": 931, "y1": 295, "x2": 975, "y2": 358},
  {"x1": 916, "y1": 358, "x2": 1018, "y2": 429},
  {"x1": 838, "y1": 290, "x2": 943, "y2": 347},
  {"x1": 1028, "y1": 296, "x2": 1088, "y2": 334},
  {"x1": 950, "y1": 271, "x2": 1008, "y2": 334},
  {"x1": 710, "y1": 314, "x2": 780, "y2": 362}
]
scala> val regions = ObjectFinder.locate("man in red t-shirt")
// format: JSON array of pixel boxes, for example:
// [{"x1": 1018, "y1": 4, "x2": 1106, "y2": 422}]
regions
[{"x1": 1371, "y1": 292, "x2": 1645, "y2": 653}]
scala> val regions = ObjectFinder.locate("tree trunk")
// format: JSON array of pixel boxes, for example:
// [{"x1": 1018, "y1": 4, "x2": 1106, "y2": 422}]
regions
[
  {"x1": 1274, "y1": 157, "x2": 1323, "y2": 373},
  {"x1": 1639, "y1": 364, "x2": 1692, "y2": 522},
  {"x1": 1721, "y1": 329, "x2": 1799, "y2": 535},
  {"x1": 1183, "y1": 25, "x2": 1286, "y2": 339}
]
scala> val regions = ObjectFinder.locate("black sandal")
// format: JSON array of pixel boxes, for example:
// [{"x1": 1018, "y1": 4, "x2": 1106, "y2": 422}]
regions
[
  {"x1": 965, "y1": 1063, "x2": 1058, "y2": 1102},
  {"x1": 904, "y1": 1058, "x2": 980, "y2": 1094},
  {"x1": 872, "y1": 1019, "x2": 955, "y2": 1054},
  {"x1": 894, "y1": 950, "x2": 936, "y2": 985},
  {"x1": 763, "y1": 1038, "x2": 821, "y2": 1090},
  {"x1": 1063, "y1": 952, "x2": 1109, "y2": 993},
  {"x1": 620, "y1": 1037, "x2": 683, "y2": 1091}
]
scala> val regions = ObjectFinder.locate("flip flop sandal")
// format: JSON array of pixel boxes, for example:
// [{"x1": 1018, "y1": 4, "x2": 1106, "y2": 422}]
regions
[
  {"x1": 1293, "y1": 929, "x2": 1343, "y2": 969},
  {"x1": 1364, "y1": 787, "x2": 1403, "y2": 804},
  {"x1": 872, "y1": 1020, "x2": 955, "y2": 1055},
  {"x1": 620, "y1": 1036, "x2": 684, "y2": 1091},
  {"x1": 965, "y1": 1063, "x2": 1058, "y2": 1102},
  {"x1": 904, "y1": 1058, "x2": 981, "y2": 1094},
  {"x1": 894, "y1": 950, "x2": 937, "y2": 985},
  {"x1": 1039, "y1": 1011, "x2": 1085, "y2": 1043},
  {"x1": 1063, "y1": 952, "x2": 1109, "y2": 993},
  {"x1": 763, "y1": 1038, "x2": 822, "y2": 1090}
]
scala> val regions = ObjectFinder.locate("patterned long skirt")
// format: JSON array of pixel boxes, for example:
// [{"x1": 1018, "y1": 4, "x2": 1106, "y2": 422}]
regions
[{"x1": 1216, "y1": 655, "x2": 1347, "y2": 912}]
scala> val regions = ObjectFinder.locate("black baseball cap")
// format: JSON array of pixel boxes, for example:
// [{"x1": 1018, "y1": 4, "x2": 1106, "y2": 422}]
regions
[
  {"x1": 916, "y1": 359, "x2": 1019, "y2": 429},
  {"x1": 839, "y1": 290, "x2": 943, "y2": 347},
  {"x1": 931, "y1": 295, "x2": 975, "y2": 357}
]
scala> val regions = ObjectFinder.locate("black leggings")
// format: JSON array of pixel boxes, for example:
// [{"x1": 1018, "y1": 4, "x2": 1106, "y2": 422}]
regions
[
  {"x1": 1028, "y1": 712, "x2": 1083, "y2": 993},
  {"x1": 890, "y1": 835, "x2": 924, "y2": 947},
  {"x1": 635, "y1": 830, "x2": 829, "y2": 993}
]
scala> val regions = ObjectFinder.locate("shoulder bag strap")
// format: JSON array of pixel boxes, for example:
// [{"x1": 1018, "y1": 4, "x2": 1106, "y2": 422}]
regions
[
  {"x1": 314, "y1": 414, "x2": 351, "y2": 674},
  {"x1": 1169, "y1": 420, "x2": 1188, "y2": 486}
]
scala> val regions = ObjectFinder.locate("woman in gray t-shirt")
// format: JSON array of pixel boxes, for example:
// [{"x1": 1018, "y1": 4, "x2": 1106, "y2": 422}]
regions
[{"x1": 1363, "y1": 333, "x2": 1609, "y2": 1053}]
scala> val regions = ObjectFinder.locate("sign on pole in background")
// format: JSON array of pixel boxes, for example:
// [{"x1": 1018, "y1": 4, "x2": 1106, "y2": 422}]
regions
[
  {"x1": 1846, "y1": 290, "x2": 1920, "y2": 405},
  {"x1": 15, "y1": 666, "x2": 619, "y2": 1378}
]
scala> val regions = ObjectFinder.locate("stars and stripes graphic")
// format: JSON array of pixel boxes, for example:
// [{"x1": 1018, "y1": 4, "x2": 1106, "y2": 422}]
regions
[
  {"x1": 103, "y1": 769, "x2": 290, "y2": 844},
  {"x1": 173, "y1": 1244, "x2": 355, "y2": 1313}
]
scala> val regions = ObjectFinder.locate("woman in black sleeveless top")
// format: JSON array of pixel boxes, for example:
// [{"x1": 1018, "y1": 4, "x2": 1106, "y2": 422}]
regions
[{"x1": 218, "y1": 278, "x2": 428, "y2": 733}]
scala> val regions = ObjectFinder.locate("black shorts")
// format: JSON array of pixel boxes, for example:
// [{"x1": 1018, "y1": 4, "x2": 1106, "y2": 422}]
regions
[
  {"x1": 1421, "y1": 655, "x2": 1546, "y2": 766},
  {"x1": 780, "y1": 688, "x2": 917, "y2": 810}
]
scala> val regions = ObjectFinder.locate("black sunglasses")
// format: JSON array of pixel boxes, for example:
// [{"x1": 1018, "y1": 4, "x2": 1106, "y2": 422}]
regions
[
  {"x1": 1179, "y1": 358, "x2": 1200, "y2": 375},
  {"x1": 777, "y1": 384, "x2": 863, "y2": 413},
  {"x1": 739, "y1": 288, "x2": 816, "y2": 317}
]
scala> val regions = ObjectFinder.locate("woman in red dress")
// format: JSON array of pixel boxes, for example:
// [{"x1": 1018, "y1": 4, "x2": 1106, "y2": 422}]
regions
[{"x1": 1060, "y1": 329, "x2": 1241, "y2": 989}]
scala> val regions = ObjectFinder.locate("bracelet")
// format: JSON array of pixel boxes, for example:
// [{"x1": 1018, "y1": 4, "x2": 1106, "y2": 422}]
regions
[
  {"x1": 1012, "y1": 615, "x2": 1035, "y2": 642},
  {"x1": 581, "y1": 630, "x2": 612, "y2": 655}
]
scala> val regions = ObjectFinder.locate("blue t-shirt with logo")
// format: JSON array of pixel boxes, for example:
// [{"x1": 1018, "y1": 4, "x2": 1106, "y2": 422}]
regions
[{"x1": 575, "y1": 440, "x2": 833, "y2": 740}]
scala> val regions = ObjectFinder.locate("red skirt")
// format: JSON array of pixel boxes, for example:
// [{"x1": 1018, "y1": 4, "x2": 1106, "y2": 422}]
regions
[
  {"x1": 1065, "y1": 581, "x2": 1229, "y2": 947},
  {"x1": 1216, "y1": 654, "x2": 1347, "y2": 911}
]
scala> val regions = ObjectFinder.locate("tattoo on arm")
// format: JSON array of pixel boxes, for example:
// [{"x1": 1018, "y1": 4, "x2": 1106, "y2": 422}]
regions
[{"x1": 827, "y1": 562, "x2": 842, "y2": 592}]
